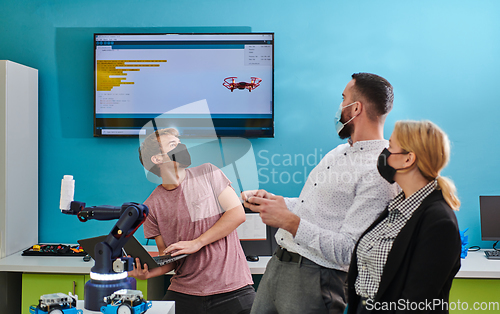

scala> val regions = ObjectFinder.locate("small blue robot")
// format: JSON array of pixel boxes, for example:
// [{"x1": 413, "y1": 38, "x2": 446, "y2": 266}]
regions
[
  {"x1": 100, "y1": 289, "x2": 152, "y2": 314},
  {"x1": 29, "y1": 293, "x2": 83, "y2": 314}
]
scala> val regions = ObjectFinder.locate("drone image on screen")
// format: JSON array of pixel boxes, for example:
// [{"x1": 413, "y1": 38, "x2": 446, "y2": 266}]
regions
[{"x1": 223, "y1": 77, "x2": 262, "y2": 92}]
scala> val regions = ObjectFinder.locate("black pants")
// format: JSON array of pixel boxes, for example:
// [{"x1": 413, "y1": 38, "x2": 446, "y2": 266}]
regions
[{"x1": 163, "y1": 285, "x2": 256, "y2": 314}]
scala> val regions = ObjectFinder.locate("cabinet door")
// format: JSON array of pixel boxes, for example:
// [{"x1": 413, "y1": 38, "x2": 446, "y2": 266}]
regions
[
  {"x1": 23, "y1": 273, "x2": 148, "y2": 314},
  {"x1": 450, "y1": 278, "x2": 500, "y2": 312},
  {"x1": 22, "y1": 273, "x2": 85, "y2": 314},
  {"x1": 136, "y1": 278, "x2": 148, "y2": 299}
]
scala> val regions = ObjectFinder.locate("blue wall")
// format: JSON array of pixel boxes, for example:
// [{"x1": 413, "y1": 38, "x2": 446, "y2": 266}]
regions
[{"x1": 1, "y1": 0, "x2": 498, "y2": 248}]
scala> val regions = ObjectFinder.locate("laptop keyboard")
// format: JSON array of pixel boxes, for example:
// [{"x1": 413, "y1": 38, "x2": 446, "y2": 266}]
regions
[{"x1": 153, "y1": 253, "x2": 188, "y2": 266}]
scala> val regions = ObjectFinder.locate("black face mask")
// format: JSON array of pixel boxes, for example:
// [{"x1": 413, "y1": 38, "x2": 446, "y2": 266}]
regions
[
  {"x1": 167, "y1": 143, "x2": 192, "y2": 168},
  {"x1": 377, "y1": 148, "x2": 409, "y2": 184}
]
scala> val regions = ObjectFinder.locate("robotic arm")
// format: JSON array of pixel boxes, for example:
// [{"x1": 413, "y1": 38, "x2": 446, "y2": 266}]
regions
[
  {"x1": 63, "y1": 201, "x2": 149, "y2": 276},
  {"x1": 59, "y1": 175, "x2": 149, "y2": 311}
]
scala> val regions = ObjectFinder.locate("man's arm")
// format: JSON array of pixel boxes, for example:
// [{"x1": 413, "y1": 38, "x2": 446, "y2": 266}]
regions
[
  {"x1": 296, "y1": 171, "x2": 398, "y2": 266},
  {"x1": 128, "y1": 258, "x2": 175, "y2": 280},
  {"x1": 128, "y1": 235, "x2": 175, "y2": 280},
  {"x1": 244, "y1": 173, "x2": 398, "y2": 267},
  {"x1": 163, "y1": 186, "x2": 246, "y2": 256},
  {"x1": 154, "y1": 234, "x2": 168, "y2": 254}
]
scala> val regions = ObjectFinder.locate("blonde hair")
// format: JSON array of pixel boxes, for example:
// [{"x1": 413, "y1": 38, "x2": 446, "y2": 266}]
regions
[
  {"x1": 393, "y1": 120, "x2": 460, "y2": 211},
  {"x1": 138, "y1": 128, "x2": 180, "y2": 177}
]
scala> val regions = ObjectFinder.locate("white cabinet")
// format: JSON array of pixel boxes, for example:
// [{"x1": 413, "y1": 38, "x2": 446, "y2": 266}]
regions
[{"x1": 0, "y1": 60, "x2": 38, "y2": 259}]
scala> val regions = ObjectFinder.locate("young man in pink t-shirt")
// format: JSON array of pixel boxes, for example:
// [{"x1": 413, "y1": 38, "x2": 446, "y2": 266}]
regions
[{"x1": 129, "y1": 128, "x2": 255, "y2": 314}]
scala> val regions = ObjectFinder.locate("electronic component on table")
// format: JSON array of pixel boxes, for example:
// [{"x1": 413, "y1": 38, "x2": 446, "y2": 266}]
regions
[
  {"x1": 29, "y1": 293, "x2": 82, "y2": 314},
  {"x1": 22, "y1": 244, "x2": 86, "y2": 256},
  {"x1": 101, "y1": 289, "x2": 152, "y2": 314},
  {"x1": 484, "y1": 250, "x2": 500, "y2": 259}
]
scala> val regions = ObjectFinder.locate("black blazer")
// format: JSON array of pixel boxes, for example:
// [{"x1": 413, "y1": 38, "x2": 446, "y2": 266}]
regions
[{"x1": 347, "y1": 190, "x2": 461, "y2": 314}]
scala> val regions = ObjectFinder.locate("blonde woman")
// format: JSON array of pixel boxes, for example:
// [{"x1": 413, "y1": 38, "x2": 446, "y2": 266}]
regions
[{"x1": 347, "y1": 120, "x2": 461, "y2": 314}]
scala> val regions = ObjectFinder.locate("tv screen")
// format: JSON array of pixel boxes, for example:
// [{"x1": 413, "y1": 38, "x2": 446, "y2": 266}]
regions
[
  {"x1": 94, "y1": 33, "x2": 274, "y2": 137},
  {"x1": 480, "y1": 196, "x2": 500, "y2": 241}
]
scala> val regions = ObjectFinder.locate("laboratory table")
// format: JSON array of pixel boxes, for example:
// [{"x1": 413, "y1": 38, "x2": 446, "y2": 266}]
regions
[
  {"x1": 0, "y1": 246, "x2": 270, "y2": 314},
  {"x1": 3, "y1": 249, "x2": 500, "y2": 313}
]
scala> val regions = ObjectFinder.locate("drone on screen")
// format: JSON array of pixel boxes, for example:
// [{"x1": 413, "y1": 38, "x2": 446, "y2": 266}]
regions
[{"x1": 223, "y1": 77, "x2": 262, "y2": 92}]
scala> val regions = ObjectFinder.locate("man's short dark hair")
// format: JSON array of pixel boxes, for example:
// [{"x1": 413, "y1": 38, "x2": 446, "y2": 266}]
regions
[{"x1": 351, "y1": 72, "x2": 394, "y2": 121}]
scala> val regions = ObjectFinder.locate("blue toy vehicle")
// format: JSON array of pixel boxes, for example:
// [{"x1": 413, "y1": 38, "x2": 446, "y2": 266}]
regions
[
  {"x1": 29, "y1": 293, "x2": 83, "y2": 314},
  {"x1": 100, "y1": 289, "x2": 152, "y2": 314}
]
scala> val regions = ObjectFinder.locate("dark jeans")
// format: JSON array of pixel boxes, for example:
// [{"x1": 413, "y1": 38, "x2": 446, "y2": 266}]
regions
[
  {"x1": 163, "y1": 285, "x2": 256, "y2": 314},
  {"x1": 250, "y1": 254, "x2": 348, "y2": 314}
]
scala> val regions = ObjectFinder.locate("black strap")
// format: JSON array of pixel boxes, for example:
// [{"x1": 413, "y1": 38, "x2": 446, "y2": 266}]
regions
[{"x1": 275, "y1": 246, "x2": 302, "y2": 263}]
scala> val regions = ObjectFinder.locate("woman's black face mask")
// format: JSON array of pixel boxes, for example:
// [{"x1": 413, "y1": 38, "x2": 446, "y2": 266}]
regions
[{"x1": 377, "y1": 148, "x2": 409, "y2": 184}]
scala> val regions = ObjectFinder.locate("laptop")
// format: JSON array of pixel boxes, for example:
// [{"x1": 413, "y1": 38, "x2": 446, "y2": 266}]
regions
[{"x1": 78, "y1": 235, "x2": 188, "y2": 269}]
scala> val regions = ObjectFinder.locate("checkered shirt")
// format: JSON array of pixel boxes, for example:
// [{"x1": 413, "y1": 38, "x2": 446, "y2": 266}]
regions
[{"x1": 354, "y1": 180, "x2": 437, "y2": 298}]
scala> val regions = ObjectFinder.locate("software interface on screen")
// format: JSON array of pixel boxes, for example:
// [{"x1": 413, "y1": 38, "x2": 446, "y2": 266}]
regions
[{"x1": 94, "y1": 33, "x2": 274, "y2": 137}]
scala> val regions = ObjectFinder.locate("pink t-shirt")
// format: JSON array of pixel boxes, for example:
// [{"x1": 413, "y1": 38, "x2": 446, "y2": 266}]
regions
[{"x1": 143, "y1": 163, "x2": 253, "y2": 296}]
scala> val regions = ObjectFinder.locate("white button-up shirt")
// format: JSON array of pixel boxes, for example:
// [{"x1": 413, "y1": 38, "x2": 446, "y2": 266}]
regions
[{"x1": 276, "y1": 140, "x2": 400, "y2": 272}]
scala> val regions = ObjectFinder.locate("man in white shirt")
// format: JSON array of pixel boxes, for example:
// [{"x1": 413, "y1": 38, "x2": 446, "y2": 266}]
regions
[{"x1": 242, "y1": 73, "x2": 400, "y2": 314}]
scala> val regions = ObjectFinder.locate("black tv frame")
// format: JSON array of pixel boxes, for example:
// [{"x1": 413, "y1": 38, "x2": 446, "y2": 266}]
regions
[{"x1": 93, "y1": 32, "x2": 274, "y2": 138}]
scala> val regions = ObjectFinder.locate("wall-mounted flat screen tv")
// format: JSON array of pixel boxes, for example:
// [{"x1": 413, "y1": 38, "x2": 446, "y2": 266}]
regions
[{"x1": 94, "y1": 33, "x2": 274, "y2": 137}]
